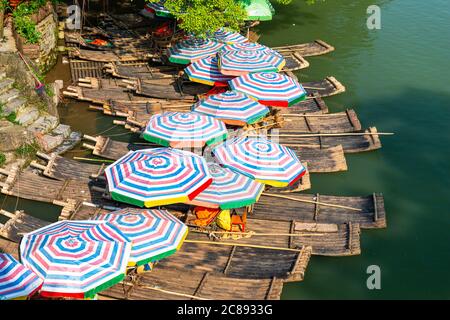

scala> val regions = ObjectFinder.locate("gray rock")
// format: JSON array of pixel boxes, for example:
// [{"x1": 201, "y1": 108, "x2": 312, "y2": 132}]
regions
[
  {"x1": 52, "y1": 131, "x2": 82, "y2": 155},
  {"x1": 1, "y1": 97, "x2": 27, "y2": 116},
  {"x1": 0, "y1": 88, "x2": 20, "y2": 104},
  {"x1": 27, "y1": 115, "x2": 59, "y2": 134},
  {"x1": 52, "y1": 123, "x2": 71, "y2": 138},
  {"x1": 0, "y1": 79, "x2": 14, "y2": 95},
  {"x1": 36, "y1": 133, "x2": 65, "y2": 153},
  {"x1": 15, "y1": 107, "x2": 40, "y2": 126},
  {"x1": 0, "y1": 120, "x2": 35, "y2": 152}
]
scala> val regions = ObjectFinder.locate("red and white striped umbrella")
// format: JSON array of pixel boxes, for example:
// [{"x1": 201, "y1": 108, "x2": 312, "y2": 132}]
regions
[
  {"x1": 192, "y1": 91, "x2": 269, "y2": 126},
  {"x1": 184, "y1": 55, "x2": 235, "y2": 86},
  {"x1": 93, "y1": 208, "x2": 188, "y2": 267},
  {"x1": 229, "y1": 72, "x2": 307, "y2": 107},
  {"x1": 105, "y1": 148, "x2": 213, "y2": 207},
  {"x1": 213, "y1": 137, "x2": 307, "y2": 187},
  {"x1": 168, "y1": 38, "x2": 225, "y2": 64},
  {"x1": 0, "y1": 253, "x2": 42, "y2": 300},
  {"x1": 218, "y1": 50, "x2": 285, "y2": 76},
  {"x1": 19, "y1": 220, "x2": 131, "y2": 299},
  {"x1": 186, "y1": 163, "x2": 264, "y2": 209},
  {"x1": 143, "y1": 112, "x2": 228, "y2": 148}
]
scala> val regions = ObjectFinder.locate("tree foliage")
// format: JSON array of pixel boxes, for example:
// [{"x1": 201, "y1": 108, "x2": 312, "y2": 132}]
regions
[{"x1": 147, "y1": 0, "x2": 304, "y2": 37}]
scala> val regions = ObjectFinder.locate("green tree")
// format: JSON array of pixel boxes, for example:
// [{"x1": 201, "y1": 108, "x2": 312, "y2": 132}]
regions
[{"x1": 147, "y1": 0, "x2": 305, "y2": 37}]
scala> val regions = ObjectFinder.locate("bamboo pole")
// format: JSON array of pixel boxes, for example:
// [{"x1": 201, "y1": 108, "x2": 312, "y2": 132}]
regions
[
  {"x1": 184, "y1": 239, "x2": 303, "y2": 252},
  {"x1": 73, "y1": 157, "x2": 114, "y2": 163},
  {"x1": 262, "y1": 193, "x2": 362, "y2": 212},
  {"x1": 120, "y1": 281, "x2": 210, "y2": 300},
  {"x1": 190, "y1": 229, "x2": 325, "y2": 237},
  {"x1": 247, "y1": 132, "x2": 394, "y2": 138}
]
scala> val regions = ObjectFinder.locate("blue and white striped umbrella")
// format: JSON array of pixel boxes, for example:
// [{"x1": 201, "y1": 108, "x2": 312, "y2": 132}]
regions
[
  {"x1": 218, "y1": 50, "x2": 285, "y2": 76},
  {"x1": 192, "y1": 91, "x2": 269, "y2": 126},
  {"x1": 143, "y1": 112, "x2": 228, "y2": 148},
  {"x1": 0, "y1": 253, "x2": 42, "y2": 300},
  {"x1": 93, "y1": 208, "x2": 188, "y2": 267},
  {"x1": 105, "y1": 148, "x2": 213, "y2": 208},
  {"x1": 168, "y1": 38, "x2": 225, "y2": 64},
  {"x1": 213, "y1": 137, "x2": 307, "y2": 187},
  {"x1": 229, "y1": 72, "x2": 307, "y2": 107},
  {"x1": 211, "y1": 28, "x2": 249, "y2": 44},
  {"x1": 187, "y1": 163, "x2": 264, "y2": 209},
  {"x1": 221, "y1": 42, "x2": 272, "y2": 53},
  {"x1": 19, "y1": 220, "x2": 131, "y2": 299},
  {"x1": 184, "y1": 55, "x2": 235, "y2": 86}
]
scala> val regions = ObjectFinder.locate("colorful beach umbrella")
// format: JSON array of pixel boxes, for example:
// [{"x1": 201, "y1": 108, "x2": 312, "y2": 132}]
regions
[
  {"x1": 143, "y1": 112, "x2": 228, "y2": 148},
  {"x1": 168, "y1": 38, "x2": 225, "y2": 64},
  {"x1": 241, "y1": 0, "x2": 275, "y2": 21},
  {"x1": 187, "y1": 163, "x2": 264, "y2": 209},
  {"x1": 105, "y1": 148, "x2": 213, "y2": 207},
  {"x1": 184, "y1": 55, "x2": 235, "y2": 86},
  {"x1": 192, "y1": 91, "x2": 269, "y2": 126},
  {"x1": 0, "y1": 253, "x2": 43, "y2": 300},
  {"x1": 229, "y1": 72, "x2": 307, "y2": 107},
  {"x1": 221, "y1": 42, "x2": 272, "y2": 53},
  {"x1": 218, "y1": 50, "x2": 286, "y2": 76},
  {"x1": 19, "y1": 220, "x2": 131, "y2": 299},
  {"x1": 93, "y1": 208, "x2": 188, "y2": 267},
  {"x1": 213, "y1": 137, "x2": 307, "y2": 187},
  {"x1": 211, "y1": 28, "x2": 249, "y2": 44}
]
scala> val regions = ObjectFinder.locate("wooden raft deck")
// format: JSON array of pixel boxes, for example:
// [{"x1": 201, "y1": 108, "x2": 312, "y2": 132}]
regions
[
  {"x1": 0, "y1": 209, "x2": 50, "y2": 242},
  {"x1": 0, "y1": 166, "x2": 106, "y2": 205},
  {"x1": 63, "y1": 77, "x2": 345, "y2": 104},
  {"x1": 254, "y1": 193, "x2": 387, "y2": 229},
  {"x1": 263, "y1": 127, "x2": 383, "y2": 153},
  {"x1": 273, "y1": 40, "x2": 335, "y2": 57}
]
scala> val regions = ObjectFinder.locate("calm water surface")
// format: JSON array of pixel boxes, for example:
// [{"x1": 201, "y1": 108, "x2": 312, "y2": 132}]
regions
[
  {"x1": 2, "y1": 0, "x2": 449, "y2": 299},
  {"x1": 257, "y1": 0, "x2": 450, "y2": 299}
]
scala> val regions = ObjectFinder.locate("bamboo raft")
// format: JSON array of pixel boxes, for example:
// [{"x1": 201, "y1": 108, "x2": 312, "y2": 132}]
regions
[
  {"x1": 0, "y1": 209, "x2": 50, "y2": 243},
  {"x1": 0, "y1": 237, "x2": 288, "y2": 300},
  {"x1": 272, "y1": 40, "x2": 335, "y2": 57},
  {"x1": 87, "y1": 94, "x2": 329, "y2": 126},
  {"x1": 0, "y1": 166, "x2": 106, "y2": 205},
  {"x1": 104, "y1": 62, "x2": 179, "y2": 81},
  {"x1": 254, "y1": 193, "x2": 387, "y2": 229},
  {"x1": 69, "y1": 60, "x2": 106, "y2": 82},
  {"x1": 259, "y1": 127, "x2": 383, "y2": 153},
  {"x1": 81, "y1": 134, "x2": 347, "y2": 173},
  {"x1": 63, "y1": 76, "x2": 345, "y2": 105}
]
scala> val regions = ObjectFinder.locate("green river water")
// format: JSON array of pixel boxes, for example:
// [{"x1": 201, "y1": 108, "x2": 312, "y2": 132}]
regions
[{"x1": 2, "y1": 0, "x2": 449, "y2": 299}]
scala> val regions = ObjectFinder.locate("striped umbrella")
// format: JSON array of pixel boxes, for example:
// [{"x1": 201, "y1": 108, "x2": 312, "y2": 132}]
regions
[
  {"x1": 187, "y1": 163, "x2": 264, "y2": 209},
  {"x1": 184, "y1": 55, "x2": 235, "y2": 86},
  {"x1": 168, "y1": 38, "x2": 225, "y2": 65},
  {"x1": 213, "y1": 137, "x2": 307, "y2": 187},
  {"x1": 105, "y1": 148, "x2": 213, "y2": 207},
  {"x1": 19, "y1": 220, "x2": 131, "y2": 299},
  {"x1": 211, "y1": 28, "x2": 249, "y2": 44},
  {"x1": 0, "y1": 253, "x2": 42, "y2": 300},
  {"x1": 218, "y1": 50, "x2": 286, "y2": 76},
  {"x1": 229, "y1": 72, "x2": 307, "y2": 107},
  {"x1": 221, "y1": 42, "x2": 272, "y2": 53},
  {"x1": 93, "y1": 209, "x2": 188, "y2": 267},
  {"x1": 143, "y1": 112, "x2": 228, "y2": 148},
  {"x1": 192, "y1": 91, "x2": 269, "y2": 126}
]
